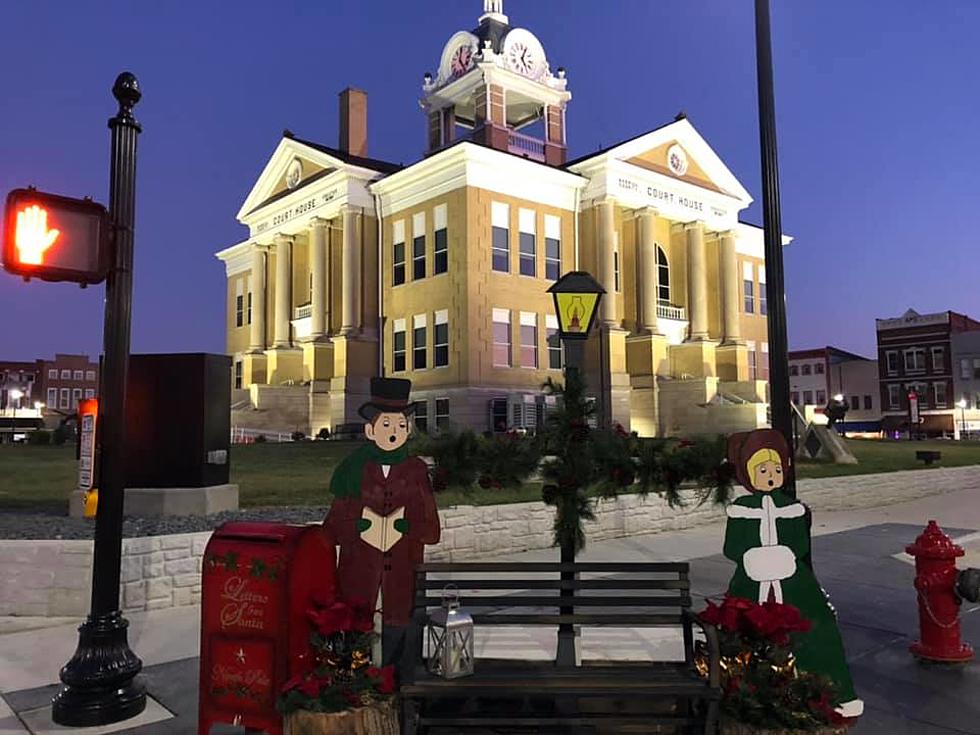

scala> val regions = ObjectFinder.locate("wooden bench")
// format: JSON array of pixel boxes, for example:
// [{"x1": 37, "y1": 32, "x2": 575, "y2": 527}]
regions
[
  {"x1": 330, "y1": 423, "x2": 365, "y2": 441},
  {"x1": 400, "y1": 562, "x2": 721, "y2": 734},
  {"x1": 916, "y1": 450, "x2": 942, "y2": 466}
]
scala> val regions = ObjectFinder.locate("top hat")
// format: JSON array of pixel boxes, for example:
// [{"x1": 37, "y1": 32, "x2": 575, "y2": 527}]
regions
[{"x1": 358, "y1": 377, "x2": 418, "y2": 420}]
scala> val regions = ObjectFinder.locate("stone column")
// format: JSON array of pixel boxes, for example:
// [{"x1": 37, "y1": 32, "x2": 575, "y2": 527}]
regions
[
  {"x1": 273, "y1": 233, "x2": 294, "y2": 348},
  {"x1": 684, "y1": 222, "x2": 709, "y2": 341},
  {"x1": 249, "y1": 245, "x2": 267, "y2": 352},
  {"x1": 340, "y1": 206, "x2": 360, "y2": 335},
  {"x1": 596, "y1": 199, "x2": 618, "y2": 325},
  {"x1": 720, "y1": 230, "x2": 742, "y2": 344},
  {"x1": 637, "y1": 208, "x2": 659, "y2": 334},
  {"x1": 309, "y1": 218, "x2": 328, "y2": 339}
]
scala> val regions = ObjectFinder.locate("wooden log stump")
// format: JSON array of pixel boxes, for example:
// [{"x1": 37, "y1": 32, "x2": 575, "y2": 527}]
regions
[{"x1": 284, "y1": 699, "x2": 399, "y2": 735}]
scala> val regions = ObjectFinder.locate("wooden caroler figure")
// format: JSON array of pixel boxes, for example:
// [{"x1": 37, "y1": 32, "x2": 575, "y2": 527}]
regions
[
  {"x1": 723, "y1": 429, "x2": 863, "y2": 719},
  {"x1": 323, "y1": 377, "x2": 441, "y2": 680}
]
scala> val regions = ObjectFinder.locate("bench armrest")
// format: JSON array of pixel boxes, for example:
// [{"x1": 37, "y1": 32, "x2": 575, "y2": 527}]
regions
[
  {"x1": 682, "y1": 608, "x2": 721, "y2": 689},
  {"x1": 402, "y1": 604, "x2": 429, "y2": 686}
]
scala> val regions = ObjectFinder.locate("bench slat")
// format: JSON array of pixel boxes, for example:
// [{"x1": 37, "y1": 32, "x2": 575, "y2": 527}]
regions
[
  {"x1": 466, "y1": 613, "x2": 685, "y2": 625},
  {"x1": 417, "y1": 578, "x2": 690, "y2": 591},
  {"x1": 418, "y1": 562, "x2": 690, "y2": 573},
  {"x1": 414, "y1": 594, "x2": 690, "y2": 608}
]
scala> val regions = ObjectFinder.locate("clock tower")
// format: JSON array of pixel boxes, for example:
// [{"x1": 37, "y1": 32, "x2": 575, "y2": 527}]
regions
[{"x1": 422, "y1": 0, "x2": 571, "y2": 165}]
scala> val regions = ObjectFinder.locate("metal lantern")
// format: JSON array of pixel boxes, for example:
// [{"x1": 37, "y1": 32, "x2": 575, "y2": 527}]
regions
[
  {"x1": 426, "y1": 586, "x2": 474, "y2": 678},
  {"x1": 547, "y1": 270, "x2": 605, "y2": 340}
]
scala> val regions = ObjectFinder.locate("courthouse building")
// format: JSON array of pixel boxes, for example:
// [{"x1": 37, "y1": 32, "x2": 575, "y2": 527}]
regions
[{"x1": 217, "y1": 1, "x2": 788, "y2": 437}]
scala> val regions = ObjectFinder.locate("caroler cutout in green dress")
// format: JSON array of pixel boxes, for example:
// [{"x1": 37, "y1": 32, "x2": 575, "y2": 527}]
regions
[{"x1": 722, "y1": 429, "x2": 863, "y2": 719}]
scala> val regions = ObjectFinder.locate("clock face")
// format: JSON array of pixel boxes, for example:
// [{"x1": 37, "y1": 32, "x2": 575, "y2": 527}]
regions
[
  {"x1": 450, "y1": 44, "x2": 473, "y2": 77},
  {"x1": 508, "y1": 41, "x2": 535, "y2": 76},
  {"x1": 285, "y1": 158, "x2": 303, "y2": 190},
  {"x1": 667, "y1": 145, "x2": 689, "y2": 177}
]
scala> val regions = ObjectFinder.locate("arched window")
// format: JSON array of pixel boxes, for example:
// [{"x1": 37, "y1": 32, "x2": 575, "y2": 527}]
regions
[{"x1": 655, "y1": 245, "x2": 670, "y2": 303}]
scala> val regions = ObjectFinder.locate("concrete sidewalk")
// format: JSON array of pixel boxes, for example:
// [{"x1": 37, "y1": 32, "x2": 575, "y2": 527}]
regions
[{"x1": 3, "y1": 485, "x2": 979, "y2": 733}]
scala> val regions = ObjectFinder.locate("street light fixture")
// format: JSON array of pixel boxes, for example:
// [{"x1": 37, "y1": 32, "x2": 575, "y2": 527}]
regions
[
  {"x1": 10, "y1": 389, "x2": 23, "y2": 442},
  {"x1": 957, "y1": 398, "x2": 968, "y2": 440},
  {"x1": 833, "y1": 393, "x2": 844, "y2": 403}
]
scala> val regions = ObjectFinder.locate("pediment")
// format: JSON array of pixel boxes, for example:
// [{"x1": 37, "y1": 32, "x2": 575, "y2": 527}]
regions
[
  {"x1": 570, "y1": 118, "x2": 752, "y2": 206},
  {"x1": 236, "y1": 137, "x2": 345, "y2": 221}
]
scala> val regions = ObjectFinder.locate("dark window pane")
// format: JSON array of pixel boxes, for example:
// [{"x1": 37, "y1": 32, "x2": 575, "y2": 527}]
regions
[
  {"x1": 394, "y1": 242, "x2": 405, "y2": 263},
  {"x1": 435, "y1": 323, "x2": 448, "y2": 344},
  {"x1": 394, "y1": 353, "x2": 406, "y2": 372},
  {"x1": 435, "y1": 252, "x2": 448, "y2": 275},
  {"x1": 435, "y1": 346, "x2": 449, "y2": 367},
  {"x1": 492, "y1": 226, "x2": 509, "y2": 272},
  {"x1": 413, "y1": 236, "x2": 425, "y2": 279},
  {"x1": 546, "y1": 260, "x2": 560, "y2": 281},
  {"x1": 493, "y1": 250, "x2": 510, "y2": 272},
  {"x1": 520, "y1": 256, "x2": 535, "y2": 277},
  {"x1": 393, "y1": 264, "x2": 405, "y2": 285},
  {"x1": 434, "y1": 229, "x2": 448, "y2": 274},
  {"x1": 413, "y1": 327, "x2": 426, "y2": 369}
]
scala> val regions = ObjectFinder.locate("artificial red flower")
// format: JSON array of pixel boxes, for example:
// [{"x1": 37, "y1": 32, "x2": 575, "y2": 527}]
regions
[
  {"x1": 298, "y1": 677, "x2": 321, "y2": 698},
  {"x1": 342, "y1": 689, "x2": 362, "y2": 707},
  {"x1": 346, "y1": 597, "x2": 377, "y2": 633},
  {"x1": 699, "y1": 600, "x2": 722, "y2": 626},
  {"x1": 281, "y1": 673, "x2": 306, "y2": 694},
  {"x1": 365, "y1": 666, "x2": 381, "y2": 679},
  {"x1": 375, "y1": 665, "x2": 397, "y2": 694},
  {"x1": 307, "y1": 600, "x2": 354, "y2": 636}
]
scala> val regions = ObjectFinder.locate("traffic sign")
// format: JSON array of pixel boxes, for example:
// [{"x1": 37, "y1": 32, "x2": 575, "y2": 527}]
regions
[{"x1": 3, "y1": 188, "x2": 111, "y2": 284}]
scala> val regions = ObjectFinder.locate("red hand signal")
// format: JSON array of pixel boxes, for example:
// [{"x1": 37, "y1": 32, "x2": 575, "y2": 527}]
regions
[{"x1": 15, "y1": 205, "x2": 60, "y2": 265}]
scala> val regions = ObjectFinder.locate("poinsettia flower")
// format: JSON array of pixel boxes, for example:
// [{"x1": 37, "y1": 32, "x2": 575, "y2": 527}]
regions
[
  {"x1": 342, "y1": 689, "x2": 362, "y2": 707},
  {"x1": 297, "y1": 677, "x2": 321, "y2": 698},
  {"x1": 375, "y1": 665, "x2": 397, "y2": 694},
  {"x1": 307, "y1": 600, "x2": 354, "y2": 636},
  {"x1": 280, "y1": 673, "x2": 306, "y2": 694},
  {"x1": 365, "y1": 666, "x2": 381, "y2": 679}
]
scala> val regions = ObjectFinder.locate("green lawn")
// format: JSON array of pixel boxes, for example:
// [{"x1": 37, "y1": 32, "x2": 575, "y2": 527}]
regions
[{"x1": 2, "y1": 438, "x2": 978, "y2": 513}]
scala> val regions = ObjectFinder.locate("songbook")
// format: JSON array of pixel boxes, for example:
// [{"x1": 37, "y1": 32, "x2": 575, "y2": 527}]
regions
[{"x1": 360, "y1": 506, "x2": 405, "y2": 553}]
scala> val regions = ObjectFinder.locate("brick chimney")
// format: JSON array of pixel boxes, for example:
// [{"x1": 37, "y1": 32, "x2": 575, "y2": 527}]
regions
[{"x1": 339, "y1": 88, "x2": 368, "y2": 158}]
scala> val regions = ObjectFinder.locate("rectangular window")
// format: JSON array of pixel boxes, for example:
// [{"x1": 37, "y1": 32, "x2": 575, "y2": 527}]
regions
[
  {"x1": 888, "y1": 384, "x2": 900, "y2": 409},
  {"x1": 435, "y1": 398, "x2": 450, "y2": 432},
  {"x1": 546, "y1": 314, "x2": 563, "y2": 370},
  {"x1": 413, "y1": 314, "x2": 427, "y2": 370},
  {"x1": 393, "y1": 319, "x2": 406, "y2": 373},
  {"x1": 758, "y1": 265, "x2": 767, "y2": 315},
  {"x1": 414, "y1": 400, "x2": 428, "y2": 434},
  {"x1": 743, "y1": 262, "x2": 754, "y2": 313},
  {"x1": 60, "y1": 388, "x2": 70, "y2": 409},
  {"x1": 934, "y1": 382, "x2": 947, "y2": 408},
  {"x1": 519, "y1": 312, "x2": 538, "y2": 368},
  {"x1": 905, "y1": 348, "x2": 925, "y2": 372},
  {"x1": 393, "y1": 220, "x2": 406, "y2": 286},
  {"x1": 814, "y1": 362, "x2": 824, "y2": 375},
  {"x1": 789, "y1": 365, "x2": 798, "y2": 376},
  {"x1": 492, "y1": 308, "x2": 511, "y2": 367},
  {"x1": 544, "y1": 215, "x2": 561, "y2": 281},
  {"x1": 48, "y1": 368, "x2": 58, "y2": 379},
  {"x1": 802, "y1": 364, "x2": 811, "y2": 376},
  {"x1": 247, "y1": 292, "x2": 252, "y2": 325},
  {"x1": 816, "y1": 390, "x2": 826, "y2": 405},
  {"x1": 931, "y1": 346, "x2": 945, "y2": 373},
  {"x1": 73, "y1": 370, "x2": 84, "y2": 381},
  {"x1": 518, "y1": 208, "x2": 536, "y2": 277},
  {"x1": 434, "y1": 204, "x2": 448, "y2": 275},
  {"x1": 71, "y1": 388, "x2": 82, "y2": 406},
  {"x1": 492, "y1": 202, "x2": 510, "y2": 273},
  {"x1": 864, "y1": 395, "x2": 872, "y2": 410},
  {"x1": 962, "y1": 358, "x2": 972, "y2": 380},
  {"x1": 434, "y1": 310, "x2": 449, "y2": 368},
  {"x1": 613, "y1": 250, "x2": 621, "y2": 292},
  {"x1": 747, "y1": 340, "x2": 757, "y2": 380},
  {"x1": 412, "y1": 212, "x2": 426, "y2": 280},
  {"x1": 791, "y1": 391, "x2": 800, "y2": 405},
  {"x1": 803, "y1": 390, "x2": 813, "y2": 405},
  {"x1": 234, "y1": 361, "x2": 243, "y2": 390},
  {"x1": 235, "y1": 294, "x2": 244, "y2": 327},
  {"x1": 61, "y1": 369, "x2": 71, "y2": 379},
  {"x1": 974, "y1": 358, "x2": 980, "y2": 378},
  {"x1": 760, "y1": 343, "x2": 769, "y2": 380},
  {"x1": 887, "y1": 351, "x2": 899, "y2": 375},
  {"x1": 84, "y1": 388, "x2": 95, "y2": 399},
  {"x1": 850, "y1": 395, "x2": 860, "y2": 410},
  {"x1": 47, "y1": 388, "x2": 57, "y2": 406}
]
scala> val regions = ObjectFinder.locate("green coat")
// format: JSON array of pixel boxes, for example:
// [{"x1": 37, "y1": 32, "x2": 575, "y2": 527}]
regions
[{"x1": 723, "y1": 490, "x2": 857, "y2": 704}]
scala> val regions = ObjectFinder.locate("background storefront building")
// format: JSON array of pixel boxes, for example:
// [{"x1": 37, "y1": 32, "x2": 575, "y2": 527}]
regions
[
  {"x1": 788, "y1": 346, "x2": 881, "y2": 435},
  {"x1": 216, "y1": 1, "x2": 791, "y2": 438}
]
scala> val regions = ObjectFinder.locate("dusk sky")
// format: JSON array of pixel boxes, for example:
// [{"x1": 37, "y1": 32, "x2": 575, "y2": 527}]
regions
[{"x1": 2, "y1": 0, "x2": 978, "y2": 362}]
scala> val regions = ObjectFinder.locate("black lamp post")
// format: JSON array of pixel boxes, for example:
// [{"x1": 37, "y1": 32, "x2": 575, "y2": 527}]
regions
[{"x1": 547, "y1": 271, "x2": 604, "y2": 667}]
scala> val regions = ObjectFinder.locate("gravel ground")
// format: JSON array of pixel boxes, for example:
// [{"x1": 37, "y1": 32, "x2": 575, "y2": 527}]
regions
[{"x1": 0, "y1": 506, "x2": 329, "y2": 540}]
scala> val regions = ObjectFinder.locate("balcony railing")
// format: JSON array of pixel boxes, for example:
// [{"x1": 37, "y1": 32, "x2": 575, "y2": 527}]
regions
[
  {"x1": 507, "y1": 130, "x2": 546, "y2": 161},
  {"x1": 657, "y1": 303, "x2": 687, "y2": 321},
  {"x1": 294, "y1": 304, "x2": 312, "y2": 320}
]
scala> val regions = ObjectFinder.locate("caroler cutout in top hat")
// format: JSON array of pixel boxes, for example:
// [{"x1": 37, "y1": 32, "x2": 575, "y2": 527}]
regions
[{"x1": 358, "y1": 377, "x2": 419, "y2": 421}]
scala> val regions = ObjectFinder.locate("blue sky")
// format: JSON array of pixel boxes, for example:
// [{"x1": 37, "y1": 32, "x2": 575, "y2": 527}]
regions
[{"x1": 2, "y1": 0, "x2": 978, "y2": 362}]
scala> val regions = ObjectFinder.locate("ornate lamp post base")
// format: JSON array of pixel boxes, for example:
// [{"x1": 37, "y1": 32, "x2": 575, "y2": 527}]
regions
[{"x1": 52, "y1": 612, "x2": 145, "y2": 726}]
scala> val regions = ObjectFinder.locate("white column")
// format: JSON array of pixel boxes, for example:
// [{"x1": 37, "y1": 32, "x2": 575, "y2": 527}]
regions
[
  {"x1": 249, "y1": 245, "x2": 267, "y2": 352},
  {"x1": 596, "y1": 199, "x2": 617, "y2": 326},
  {"x1": 340, "y1": 206, "x2": 360, "y2": 335},
  {"x1": 637, "y1": 208, "x2": 659, "y2": 334},
  {"x1": 685, "y1": 221, "x2": 708, "y2": 341},
  {"x1": 273, "y1": 233, "x2": 294, "y2": 348},
  {"x1": 309, "y1": 218, "x2": 328, "y2": 339},
  {"x1": 720, "y1": 230, "x2": 742, "y2": 344}
]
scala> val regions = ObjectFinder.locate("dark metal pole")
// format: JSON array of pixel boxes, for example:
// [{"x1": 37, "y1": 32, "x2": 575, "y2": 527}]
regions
[
  {"x1": 754, "y1": 0, "x2": 795, "y2": 499},
  {"x1": 53, "y1": 72, "x2": 146, "y2": 726}
]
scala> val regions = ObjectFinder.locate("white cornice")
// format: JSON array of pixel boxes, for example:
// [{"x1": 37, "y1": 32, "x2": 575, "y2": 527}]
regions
[
  {"x1": 370, "y1": 142, "x2": 586, "y2": 216},
  {"x1": 733, "y1": 222, "x2": 793, "y2": 259},
  {"x1": 215, "y1": 239, "x2": 253, "y2": 277}
]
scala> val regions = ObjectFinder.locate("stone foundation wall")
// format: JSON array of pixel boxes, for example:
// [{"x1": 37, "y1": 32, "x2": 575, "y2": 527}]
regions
[{"x1": 3, "y1": 465, "x2": 978, "y2": 618}]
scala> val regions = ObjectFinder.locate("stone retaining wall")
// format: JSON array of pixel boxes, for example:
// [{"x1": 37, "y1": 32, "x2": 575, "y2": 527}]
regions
[{"x1": 3, "y1": 465, "x2": 977, "y2": 617}]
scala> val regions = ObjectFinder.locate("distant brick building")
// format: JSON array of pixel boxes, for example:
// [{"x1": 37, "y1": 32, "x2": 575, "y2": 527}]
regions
[
  {"x1": 876, "y1": 309, "x2": 980, "y2": 437},
  {"x1": 0, "y1": 361, "x2": 40, "y2": 411},
  {"x1": 788, "y1": 346, "x2": 880, "y2": 434},
  {"x1": 36, "y1": 354, "x2": 100, "y2": 414}
]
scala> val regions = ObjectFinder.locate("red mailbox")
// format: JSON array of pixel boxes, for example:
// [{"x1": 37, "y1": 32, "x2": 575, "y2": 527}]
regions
[{"x1": 198, "y1": 522, "x2": 336, "y2": 735}]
